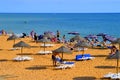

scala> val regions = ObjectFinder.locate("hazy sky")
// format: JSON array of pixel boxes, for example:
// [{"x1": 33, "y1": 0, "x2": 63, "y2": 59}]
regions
[{"x1": 0, "y1": 0, "x2": 120, "y2": 13}]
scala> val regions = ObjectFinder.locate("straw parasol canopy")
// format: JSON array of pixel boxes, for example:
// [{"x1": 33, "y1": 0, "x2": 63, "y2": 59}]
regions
[
  {"x1": 37, "y1": 37, "x2": 51, "y2": 51},
  {"x1": 74, "y1": 41, "x2": 91, "y2": 55},
  {"x1": 70, "y1": 35, "x2": 86, "y2": 42},
  {"x1": 7, "y1": 34, "x2": 19, "y2": 45},
  {"x1": 85, "y1": 34, "x2": 98, "y2": 39},
  {"x1": 107, "y1": 50, "x2": 120, "y2": 75},
  {"x1": 112, "y1": 38, "x2": 120, "y2": 49},
  {"x1": 43, "y1": 31, "x2": 55, "y2": 39},
  {"x1": 13, "y1": 41, "x2": 31, "y2": 54},
  {"x1": 52, "y1": 46, "x2": 72, "y2": 60}
]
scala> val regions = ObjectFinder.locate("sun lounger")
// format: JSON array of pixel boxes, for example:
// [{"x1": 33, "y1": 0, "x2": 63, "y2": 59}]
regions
[
  {"x1": 37, "y1": 51, "x2": 52, "y2": 55},
  {"x1": 40, "y1": 44, "x2": 54, "y2": 47},
  {"x1": 75, "y1": 54, "x2": 94, "y2": 61},
  {"x1": 104, "y1": 72, "x2": 115, "y2": 78},
  {"x1": 13, "y1": 56, "x2": 33, "y2": 61},
  {"x1": 111, "y1": 73, "x2": 120, "y2": 79},
  {"x1": 104, "y1": 73, "x2": 120, "y2": 79},
  {"x1": 10, "y1": 47, "x2": 21, "y2": 50},
  {"x1": 55, "y1": 58, "x2": 75, "y2": 69},
  {"x1": 83, "y1": 54, "x2": 94, "y2": 60},
  {"x1": 74, "y1": 48, "x2": 87, "y2": 52}
]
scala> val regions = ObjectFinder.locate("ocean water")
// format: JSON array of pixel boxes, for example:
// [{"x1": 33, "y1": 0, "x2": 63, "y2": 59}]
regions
[{"x1": 0, "y1": 13, "x2": 120, "y2": 39}]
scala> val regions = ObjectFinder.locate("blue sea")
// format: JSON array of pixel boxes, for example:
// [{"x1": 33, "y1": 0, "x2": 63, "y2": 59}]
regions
[{"x1": 0, "y1": 13, "x2": 120, "y2": 39}]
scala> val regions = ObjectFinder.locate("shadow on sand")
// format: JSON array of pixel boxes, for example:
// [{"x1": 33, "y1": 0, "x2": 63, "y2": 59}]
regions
[
  {"x1": 25, "y1": 65, "x2": 53, "y2": 70},
  {"x1": 95, "y1": 66, "x2": 116, "y2": 69},
  {"x1": 92, "y1": 55, "x2": 108, "y2": 57},
  {"x1": 73, "y1": 76, "x2": 96, "y2": 80},
  {"x1": 17, "y1": 53, "x2": 33, "y2": 55},
  {"x1": 0, "y1": 59, "x2": 9, "y2": 62}
]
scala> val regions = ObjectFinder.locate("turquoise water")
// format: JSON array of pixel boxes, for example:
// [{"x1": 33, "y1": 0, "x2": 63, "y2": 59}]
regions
[{"x1": 0, "y1": 13, "x2": 120, "y2": 38}]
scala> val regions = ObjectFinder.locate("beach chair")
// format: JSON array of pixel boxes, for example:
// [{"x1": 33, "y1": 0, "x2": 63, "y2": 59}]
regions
[
  {"x1": 13, "y1": 56, "x2": 33, "y2": 61},
  {"x1": 83, "y1": 54, "x2": 94, "y2": 60},
  {"x1": 55, "y1": 58, "x2": 75, "y2": 69},
  {"x1": 75, "y1": 54, "x2": 88, "y2": 61},
  {"x1": 37, "y1": 51, "x2": 52, "y2": 55},
  {"x1": 104, "y1": 72, "x2": 120, "y2": 79},
  {"x1": 75, "y1": 54, "x2": 94, "y2": 61}
]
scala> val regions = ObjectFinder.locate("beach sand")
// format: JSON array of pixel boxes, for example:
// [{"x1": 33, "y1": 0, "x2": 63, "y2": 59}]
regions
[{"x1": 0, "y1": 35, "x2": 118, "y2": 80}]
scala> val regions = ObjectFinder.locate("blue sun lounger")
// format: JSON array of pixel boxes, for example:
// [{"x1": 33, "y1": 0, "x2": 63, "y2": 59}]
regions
[{"x1": 75, "y1": 54, "x2": 94, "y2": 61}]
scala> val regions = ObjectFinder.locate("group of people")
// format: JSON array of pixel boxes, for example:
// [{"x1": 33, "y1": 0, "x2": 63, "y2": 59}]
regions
[{"x1": 29, "y1": 30, "x2": 67, "y2": 43}]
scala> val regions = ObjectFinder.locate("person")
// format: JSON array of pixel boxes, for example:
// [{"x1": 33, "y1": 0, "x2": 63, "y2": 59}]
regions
[
  {"x1": 62, "y1": 35, "x2": 66, "y2": 43},
  {"x1": 56, "y1": 30, "x2": 60, "y2": 39},
  {"x1": 0, "y1": 29, "x2": 7, "y2": 36},
  {"x1": 21, "y1": 33, "x2": 26, "y2": 38},
  {"x1": 34, "y1": 33, "x2": 38, "y2": 43},
  {"x1": 110, "y1": 45, "x2": 118, "y2": 55},
  {"x1": 30, "y1": 30, "x2": 34, "y2": 40},
  {"x1": 52, "y1": 53, "x2": 61, "y2": 66}
]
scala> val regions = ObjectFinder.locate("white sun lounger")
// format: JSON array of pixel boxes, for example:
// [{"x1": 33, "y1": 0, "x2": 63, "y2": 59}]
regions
[
  {"x1": 37, "y1": 51, "x2": 52, "y2": 55},
  {"x1": 55, "y1": 63, "x2": 75, "y2": 69},
  {"x1": 10, "y1": 47, "x2": 21, "y2": 50},
  {"x1": 104, "y1": 72, "x2": 120, "y2": 79},
  {"x1": 55, "y1": 58, "x2": 75, "y2": 69},
  {"x1": 40, "y1": 44, "x2": 54, "y2": 47},
  {"x1": 13, "y1": 56, "x2": 33, "y2": 61}
]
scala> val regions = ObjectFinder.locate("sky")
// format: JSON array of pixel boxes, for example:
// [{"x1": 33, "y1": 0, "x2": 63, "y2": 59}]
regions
[{"x1": 0, "y1": 0, "x2": 120, "y2": 13}]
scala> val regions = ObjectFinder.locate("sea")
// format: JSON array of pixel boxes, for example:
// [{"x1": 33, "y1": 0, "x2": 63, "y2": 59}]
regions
[{"x1": 0, "y1": 13, "x2": 120, "y2": 39}]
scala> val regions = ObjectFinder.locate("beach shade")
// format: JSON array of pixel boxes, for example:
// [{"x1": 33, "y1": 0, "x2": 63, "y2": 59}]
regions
[
  {"x1": 97, "y1": 33, "x2": 108, "y2": 36},
  {"x1": 52, "y1": 46, "x2": 72, "y2": 60},
  {"x1": 70, "y1": 35, "x2": 86, "y2": 42},
  {"x1": 108, "y1": 50, "x2": 120, "y2": 75},
  {"x1": 105, "y1": 35, "x2": 117, "y2": 42},
  {"x1": 44, "y1": 31, "x2": 55, "y2": 35},
  {"x1": 85, "y1": 34, "x2": 98, "y2": 39},
  {"x1": 37, "y1": 37, "x2": 51, "y2": 52},
  {"x1": 7, "y1": 34, "x2": 19, "y2": 45},
  {"x1": 112, "y1": 38, "x2": 120, "y2": 49},
  {"x1": 74, "y1": 41, "x2": 91, "y2": 55},
  {"x1": 43, "y1": 33, "x2": 55, "y2": 39},
  {"x1": 68, "y1": 31, "x2": 80, "y2": 35},
  {"x1": 13, "y1": 41, "x2": 31, "y2": 54}
]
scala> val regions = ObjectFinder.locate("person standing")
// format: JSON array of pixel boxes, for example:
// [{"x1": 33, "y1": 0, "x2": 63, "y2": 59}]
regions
[
  {"x1": 34, "y1": 33, "x2": 38, "y2": 43},
  {"x1": 56, "y1": 30, "x2": 60, "y2": 39}
]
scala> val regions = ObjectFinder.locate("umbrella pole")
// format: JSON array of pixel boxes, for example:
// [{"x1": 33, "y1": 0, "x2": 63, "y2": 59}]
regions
[
  {"x1": 21, "y1": 47, "x2": 23, "y2": 54},
  {"x1": 44, "y1": 42, "x2": 45, "y2": 52},
  {"x1": 62, "y1": 52, "x2": 63, "y2": 61},
  {"x1": 14, "y1": 39, "x2": 15, "y2": 45},
  {"x1": 82, "y1": 47, "x2": 84, "y2": 56},
  {"x1": 117, "y1": 58, "x2": 119, "y2": 74},
  {"x1": 119, "y1": 44, "x2": 120, "y2": 50}
]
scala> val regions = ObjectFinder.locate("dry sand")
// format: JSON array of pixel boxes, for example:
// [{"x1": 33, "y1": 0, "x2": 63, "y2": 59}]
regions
[{"x1": 0, "y1": 35, "x2": 118, "y2": 80}]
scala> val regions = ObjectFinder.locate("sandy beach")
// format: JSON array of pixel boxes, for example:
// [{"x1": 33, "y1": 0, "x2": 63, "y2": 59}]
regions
[{"x1": 0, "y1": 35, "x2": 118, "y2": 80}]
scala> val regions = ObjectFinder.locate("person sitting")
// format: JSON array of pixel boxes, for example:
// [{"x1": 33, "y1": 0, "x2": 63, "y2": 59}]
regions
[{"x1": 109, "y1": 45, "x2": 118, "y2": 55}]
